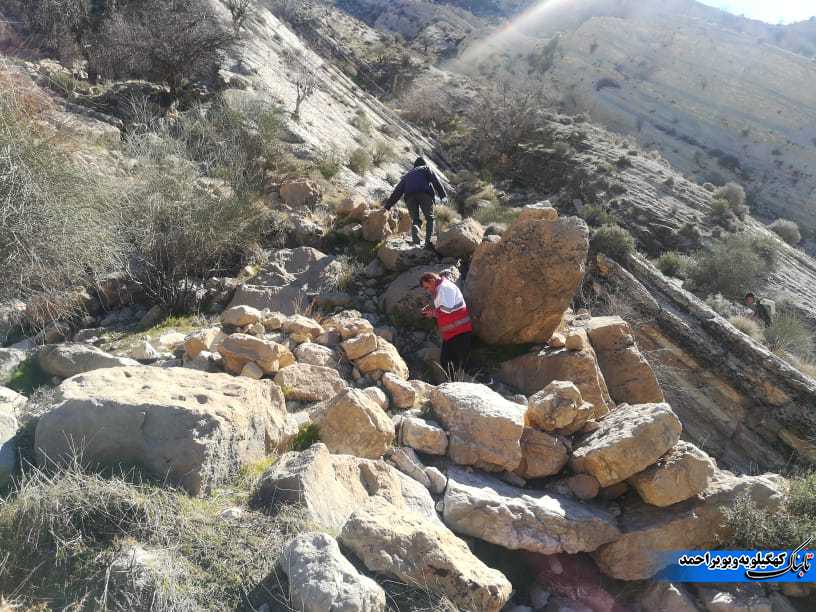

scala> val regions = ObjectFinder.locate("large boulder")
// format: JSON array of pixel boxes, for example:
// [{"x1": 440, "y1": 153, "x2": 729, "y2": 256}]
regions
[
  {"x1": 274, "y1": 364, "x2": 349, "y2": 402},
  {"x1": 35, "y1": 367, "x2": 290, "y2": 495},
  {"x1": 516, "y1": 428, "x2": 570, "y2": 479},
  {"x1": 592, "y1": 470, "x2": 785, "y2": 580},
  {"x1": 0, "y1": 403, "x2": 18, "y2": 488},
  {"x1": 464, "y1": 215, "x2": 589, "y2": 344},
  {"x1": 431, "y1": 383, "x2": 525, "y2": 472},
  {"x1": 340, "y1": 497, "x2": 513, "y2": 612},
  {"x1": 354, "y1": 337, "x2": 409, "y2": 380},
  {"x1": 362, "y1": 209, "x2": 410, "y2": 242},
  {"x1": 436, "y1": 219, "x2": 485, "y2": 259},
  {"x1": 500, "y1": 347, "x2": 614, "y2": 418},
  {"x1": 222, "y1": 305, "x2": 262, "y2": 327},
  {"x1": 377, "y1": 237, "x2": 436, "y2": 272},
  {"x1": 255, "y1": 443, "x2": 439, "y2": 532},
  {"x1": 0, "y1": 348, "x2": 27, "y2": 385},
  {"x1": 220, "y1": 334, "x2": 295, "y2": 375},
  {"x1": 628, "y1": 441, "x2": 717, "y2": 507},
  {"x1": 443, "y1": 467, "x2": 620, "y2": 555},
  {"x1": 527, "y1": 381, "x2": 593, "y2": 434},
  {"x1": 312, "y1": 389, "x2": 394, "y2": 459},
  {"x1": 400, "y1": 416, "x2": 448, "y2": 455},
  {"x1": 37, "y1": 344, "x2": 139, "y2": 379},
  {"x1": 571, "y1": 403, "x2": 682, "y2": 487},
  {"x1": 382, "y1": 373, "x2": 416, "y2": 409},
  {"x1": 279, "y1": 532, "x2": 387, "y2": 612},
  {"x1": 580, "y1": 317, "x2": 664, "y2": 405},
  {"x1": 383, "y1": 265, "x2": 460, "y2": 329},
  {"x1": 280, "y1": 177, "x2": 322, "y2": 208},
  {"x1": 228, "y1": 248, "x2": 341, "y2": 315}
]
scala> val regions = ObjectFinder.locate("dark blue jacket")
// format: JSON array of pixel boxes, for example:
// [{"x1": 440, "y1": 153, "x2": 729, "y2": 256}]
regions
[{"x1": 384, "y1": 165, "x2": 446, "y2": 209}]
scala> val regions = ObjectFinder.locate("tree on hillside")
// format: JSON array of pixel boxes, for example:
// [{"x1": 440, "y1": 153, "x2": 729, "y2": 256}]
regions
[
  {"x1": 224, "y1": 0, "x2": 253, "y2": 34},
  {"x1": 283, "y1": 50, "x2": 319, "y2": 120}
]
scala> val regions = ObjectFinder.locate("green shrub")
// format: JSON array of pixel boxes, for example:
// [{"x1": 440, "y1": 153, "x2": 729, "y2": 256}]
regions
[
  {"x1": 473, "y1": 205, "x2": 522, "y2": 227},
  {"x1": 316, "y1": 148, "x2": 344, "y2": 179},
  {"x1": 764, "y1": 310, "x2": 814, "y2": 359},
  {"x1": 6, "y1": 358, "x2": 51, "y2": 396},
  {"x1": 347, "y1": 146, "x2": 371, "y2": 175},
  {"x1": 770, "y1": 219, "x2": 802, "y2": 245},
  {"x1": 291, "y1": 423, "x2": 321, "y2": 451},
  {"x1": 688, "y1": 233, "x2": 778, "y2": 299},
  {"x1": 724, "y1": 472, "x2": 816, "y2": 549},
  {"x1": 656, "y1": 251, "x2": 693, "y2": 279},
  {"x1": 371, "y1": 140, "x2": 395, "y2": 166},
  {"x1": 709, "y1": 197, "x2": 733, "y2": 225},
  {"x1": 590, "y1": 225, "x2": 636, "y2": 261},
  {"x1": 714, "y1": 182, "x2": 746, "y2": 209},
  {"x1": 580, "y1": 205, "x2": 614, "y2": 227}
]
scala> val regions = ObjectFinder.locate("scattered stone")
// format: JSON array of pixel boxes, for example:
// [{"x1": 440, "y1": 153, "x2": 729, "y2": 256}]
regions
[
  {"x1": 425, "y1": 467, "x2": 447, "y2": 495},
  {"x1": 527, "y1": 381, "x2": 593, "y2": 433},
  {"x1": 284, "y1": 315, "x2": 324, "y2": 343},
  {"x1": 219, "y1": 507, "x2": 244, "y2": 521},
  {"x1": 38, "y1": 344, "x2": 139, "y2": 379},
  {"x1": 593, "y1": 471, "x2": 785, "y2": 580},
  {"x1": 280, "y1": 177, "x2": 321, "y2": 208},
  {"x1": 184, "y1": 328, "x2": 222, "y2": 359},
  {"x1": 293, "y1": 343, "x2": 340, "y2": 369},
  {"x1": 340, "y1": 497, "x2": 512, "y2": 612},
  {"x1": 156, "y1": 331, "x2": 186, "y2": 351},
  {"x1": 566, "y1": 474, "x2": 601, "y2": 500},
  {"x1": 336, "y1": 196, "x2": 370, "y2": 221},
  {"x1": 355, "y1": 337, "x2": 409, "y2": 380},
  {"x1": 443, "y1": 467, "x2": 620, "y2": 554},
  {"x1": 220, "y1": 334, "x2": 295, "y2": 375},
  {"x1": 240, "y1": 362, "x2": 264, "y2": 380},
  {"x1": 516, "y1": 428, "x2": 570, "y2": 479},
  {"x1": 401, "y1": 416, "x2": 448, "y2": 455},
  {"x1": 518, "y1": 202, "x2": 558, "y2": 223},
  {"x1": 222, "y1": 305, "x2": 262, "y2": 327},
  {"x1": 628, "y1": 441, "x2": 717, "y2": 507},
  {"x1": 362, "y1": 209, "x2": 402, "y2": 242},
  {"x1": 436, "y1": 218, "x2": 485, "y2": 259},
  {"x1": 431, "y1": 383, "x2": 525, "y2": 472},
  {"x1": 280, "y1": 532, "x2": 387, "y2": 612},
  {"x1": 565, "y1": 329, "x2": 588, "y2": 351},
  {"x1": 464, "y1": 215, "x2": 589, "y2": 344},
  {"x1": 341, "y1": 333, "x2": 378, "y2": 360},
  {"x1": 361, "y1": 387, "x2": 389, "y2": 411},
  {"x1": 501, "y1": 347, "x2": 614, "y2": 419},
  {"x1": 312, "y1": 389, "x2": 394, "y2": 460},
  {"x1": 388, "y1": 447, "x2": 431, "y2": 488},
  {"x1": 35, "y1": 367, "x2": 290, "y2": 495},
  {"x1": 275, "y1": 364, "x2": 349, "y2": 403},
  {"x1": 571, "y1": 403, "x2": 683, "y2": 487},
  {"x1": 377, "y1": 238, "x2": 436, "y2": 272},
  {"x1": 255, "y1": 443, "x2": 439, "y2": 532},
  {"x1": 183, "y1": 350, "x2": 221, "y2": 373},
  {"x1": 382, "y1": 373, "x2": 416, "y2": 409}
]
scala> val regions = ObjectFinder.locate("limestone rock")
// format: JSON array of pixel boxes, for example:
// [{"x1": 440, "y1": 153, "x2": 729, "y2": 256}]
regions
[
  {"x1": 341, "y1": 333, "x2": 378, "y2": 360},
  {"x1": 640, "y1": 582, "x2": 700, "y2": 612},
  {"x1": 322, "y1": 311, "x2": 375, "y2": 340},
  {"x1": 284, "y1": 316, "x2": 324, "y2": 343},
  {"x1": 355, "y1": 338, "x2": 409, "y2": 380},
  {"x1": 383, "y1": 265, "x2": 460, "y2": 328},
  {"x1": 313, "y1": 389, "x2": 394, "y2": 459},
  {"x1": 549, "y1": 333, "x2": 566, "y2": 349},
  {"x1": 340, "y1": 497, "x2": 512, "y2": 612},
  {"x1": 184, "y1": 327, "x2": 222, "y2": 359},
  {"x1": 426, "y1": 467, "x2": 447, "y2": 494},
  {"x1": 255, "y1": 443, "x2": 439, "y2": 532},
  {"x1": 336, "y1": 196, "x2": 370, "y2": 221},
  {"x1": 293, "y1": 343, "x2": 340, "y2": 369},
  {"x1": 38, "y1": 344, "x2": 139, "y2": 379},
  {"x1": 518, "y1": 202, "x2": 558, "y2": 223},
  {"x1": 362, "y1": 209, "x2": 401, "y2": 242},
  {"x1": 0, "y1": 348, "x2": 27, "y2": 384},
  {"x1": 222, "y1": 305, "x2": 262, "y2": 327},
  {"x1": 279, "y1": 532, "x2": 387, "y2": 612},
  {"x1": 262, "y1": 311, "x2": 287, "y2": 331},
  {"x1": 443, "y1": 467, "x2": 620, "y2": 554},
  {"x1": 280, "y1": 177, "x2": 321, "y2": 208},
  {"x1": 241, "y1": 362, "x2": 264, "y2": 380},
  {"x1": 516, "y1": 428, "x2": 570, "y2": 479},
  {"x1": 628, "y1": 441, "x2": 716, "y2": 507},
  {"x1": 464, "y1": 215, "x2": 589, "y2": 344},
  {"x1": 0, "y1": 404, "x2": 18, "y2": 487},
  {"x1": 566, "y1": 474, "x2": 601, "y2": 500},
  {"x1": 581, "y1": 316, "x2": 664, "y2": 405},
  {"x1": 566, "y1": 330, "x2": 588, "y2": 353},
  {"x1": 400, "y1": 416, "x2": 448, "y2": 455},
  {"x1": 593, "y1": 470, "x2": 785, "y2": 580},
  {"x1": 527, "y1": 381, "x2": 593, "y2": 433},
  {"x1": 571, "y1": 403, "x2": 682, "y2": 487},
  {"x1": 388, "y1": 447, "x2": 431, "y2": 488},
  {"x1": 275, "y1": 364, "x2": 349, "y2": 402},
  {"x1": 35, "y1": 367, "x2": 289, "y2": 495},
  {"x1": 377, "y1": 238, "x2": 436, "y2": 272},
  {"x1": 0, "y1": 387, "x2": 26, "y2": 415},
  {"x1": 501, "y1": 347, "x2": 614, "y2": 419},
  {"x1": 220, "y1": 334, "x2": 295, "y2": 375},
  {"x1": 436, "y1": 219, "x2": 485, "y2": 258},
  {"x1": 362, "y1": 387, "x2": 389, "y2": 411},
  {"x1": 382, "y1": 373, "x2": 416, "y2": 409},
  {"x1": 431, "y1": 383, "x2": 525, "y2": 472},
  {"x1": 130, "y1": 340, "x2": 161, "y2": 361}
]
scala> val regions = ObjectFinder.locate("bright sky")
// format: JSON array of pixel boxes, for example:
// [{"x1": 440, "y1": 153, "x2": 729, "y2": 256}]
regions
[{"x1": 698, "y1": 0, "x2": 816, "y2": 24}]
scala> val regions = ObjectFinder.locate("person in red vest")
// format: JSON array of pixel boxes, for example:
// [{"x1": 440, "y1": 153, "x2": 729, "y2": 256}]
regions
[{"x1": 420, "y1": 272, "x2": 473, "y2": 375}]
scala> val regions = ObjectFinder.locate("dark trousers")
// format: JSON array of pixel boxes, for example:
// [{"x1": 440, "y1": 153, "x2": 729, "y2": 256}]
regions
[
  {"x1": 405, "y1": 192, "x2": 435, "y2": 245},
  {"x1": 440, "y1": 332, "x2": 472, "y2": 376}
]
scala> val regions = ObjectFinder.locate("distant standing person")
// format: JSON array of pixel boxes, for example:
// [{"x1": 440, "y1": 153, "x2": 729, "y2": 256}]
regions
[
  {"x1": 744, "y1": 292, "x2": 774, "y2": 327},
  {"x1": 382, "y1": 157, "x2": 447, "y2": 249},
  {"x1": 420, "y1": 272, "x2": 473, "y2": 375}
]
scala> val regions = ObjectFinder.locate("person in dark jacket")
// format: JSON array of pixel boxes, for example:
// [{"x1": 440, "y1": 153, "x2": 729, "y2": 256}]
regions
[{"x1": 382, "y1": 157, "x2": 447, "y2": 248}]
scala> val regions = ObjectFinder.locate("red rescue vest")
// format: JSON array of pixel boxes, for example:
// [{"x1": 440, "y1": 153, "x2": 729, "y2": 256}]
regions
[{"x1": 434, "y1": 281, "x2": 473, "y2": 341}]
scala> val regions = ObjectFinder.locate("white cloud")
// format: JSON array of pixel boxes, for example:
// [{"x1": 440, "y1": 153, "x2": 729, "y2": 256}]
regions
[{"x1": 698, "y1": 0, "x2": 816, "y2": 24}]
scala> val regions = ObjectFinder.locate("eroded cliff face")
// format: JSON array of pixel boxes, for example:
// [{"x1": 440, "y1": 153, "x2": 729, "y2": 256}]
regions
[{"x1": 593, "y1": 254, "x2": 816, "y2": 472}]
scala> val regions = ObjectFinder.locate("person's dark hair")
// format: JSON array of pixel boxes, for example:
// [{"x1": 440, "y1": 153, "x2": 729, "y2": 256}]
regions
[
  {"x1": 420, "y1": 272, "x2": 440, "y2": 286},
  {"x1": 414, "y1": 157, "x2": 427, "y2": 168}
]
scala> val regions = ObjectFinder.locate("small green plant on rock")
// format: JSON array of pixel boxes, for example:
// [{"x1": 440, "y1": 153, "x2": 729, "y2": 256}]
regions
[
  {"x1": 291, "y1": 423, "x2": 320, "y2": 451},
  {"x1": 769, "y1": 219, "x2": 802, "y2": 246},
  {"x1": 656, "y1": 251, "x2": 693, "y2": 279},
  {"x1": 590, "y1": 224, "x2": 636, "y2": 261}
]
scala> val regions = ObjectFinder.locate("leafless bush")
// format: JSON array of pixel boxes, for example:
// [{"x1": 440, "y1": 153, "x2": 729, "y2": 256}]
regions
[
  {"x1": 283, "y1": 49, "x2": 319, "y2": 120},
  {"x1": 769, "y1": 219, "x2": 801, "y2": 245},
  {"x1": 224, "y1": 0, "x2": 254, "y2": 34}
]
